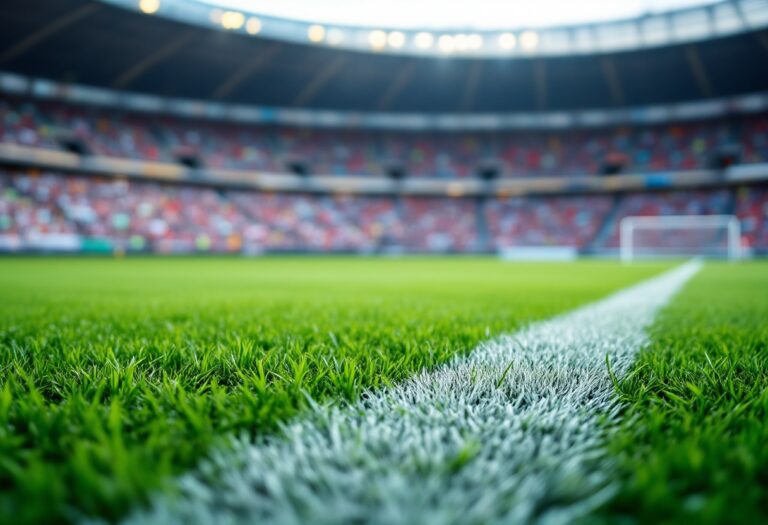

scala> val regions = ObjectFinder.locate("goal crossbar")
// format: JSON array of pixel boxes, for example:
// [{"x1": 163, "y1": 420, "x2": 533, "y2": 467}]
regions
[{"x1": 620, "y1": 214, "x2": 741, "y2": 262}]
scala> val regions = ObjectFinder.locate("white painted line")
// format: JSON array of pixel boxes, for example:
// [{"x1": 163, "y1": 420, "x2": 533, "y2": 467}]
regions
[{"x1": 121, "y1": 261, "x2": 701, "y2": 525}]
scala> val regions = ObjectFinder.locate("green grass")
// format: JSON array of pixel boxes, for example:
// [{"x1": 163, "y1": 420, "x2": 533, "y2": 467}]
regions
[
  {"x1": 0, "y1": 257, "x2": 669, "y2": 525},
  {"x1": 599, "y1": 262, "x2": 768, "y2": 525}
]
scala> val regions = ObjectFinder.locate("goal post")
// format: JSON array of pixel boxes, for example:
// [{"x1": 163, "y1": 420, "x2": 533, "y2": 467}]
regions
[{"x1": 620, "y1": 215, "x2": 741, "y2": 263}]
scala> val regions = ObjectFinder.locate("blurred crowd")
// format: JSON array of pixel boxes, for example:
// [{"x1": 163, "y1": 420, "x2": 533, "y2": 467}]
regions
[
  {"x1": 2, "y1": 170, "x2": 767, "y2": 253},
  {"x1": 1, "y1": 98, "x2": 767, "y2": 178},
  {"x1": 0, "y1": 171, "x2": 477, "y2": 252},
  {"x1": 486, "y1": 196, "x2": 613, "y2": 249}
]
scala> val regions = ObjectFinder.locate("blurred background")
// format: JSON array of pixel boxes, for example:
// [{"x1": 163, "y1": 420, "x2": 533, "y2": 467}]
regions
[{"x1": 0, "y1": 0, "x2": 767, "y2": 257}]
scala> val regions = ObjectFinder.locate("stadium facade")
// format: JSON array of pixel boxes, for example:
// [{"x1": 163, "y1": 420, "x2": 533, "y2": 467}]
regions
[{"x1": 0, "y1": 0, "x2": 767, "y2": 256}]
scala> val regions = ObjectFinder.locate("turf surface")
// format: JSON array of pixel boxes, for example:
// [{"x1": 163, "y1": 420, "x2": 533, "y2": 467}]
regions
[
  {"x1": 600, "y1": 262, "x2": 768, "y2": 524},
  {"x1": 0, "y1": 257, "x2": 668, "y2": 524}
]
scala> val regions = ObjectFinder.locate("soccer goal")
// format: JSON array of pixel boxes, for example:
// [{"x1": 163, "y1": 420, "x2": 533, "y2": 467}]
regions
[{"x1": 620, "y1": 215, "x2": 741, "y2": 262}]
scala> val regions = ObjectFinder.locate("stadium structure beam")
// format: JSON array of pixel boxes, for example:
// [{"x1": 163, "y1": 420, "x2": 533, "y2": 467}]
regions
[
  {"x1": 211, "y1": 44, "x2": 281, "y2": 100},
  {"x1": 376, "y1": 61, "x2": 417, "y2": 111},
  {"x1": 685, "y1": 45, "x2": 715, "y2": 98},
  {"x1": 461, "y1": 61, "x2": 484, "y2": 112},
  {"x1": 112, "y1": 30, "x2": 197, "y2": 89},
  {"x1": 293, "y1": 56, "x2": 348, "y2": 106},
  {"x1": 533, "y1": 61, "x2": 548, "y2": 111},
  {"x1": 0, "y1": 3, "x2": 101, "y2": 65},
  {"x1": 600, "y1": 57, "x2": 625, "y2": 106},
  {"x1": 731, "y1": 1, "x2": 768, "y2": 57}
]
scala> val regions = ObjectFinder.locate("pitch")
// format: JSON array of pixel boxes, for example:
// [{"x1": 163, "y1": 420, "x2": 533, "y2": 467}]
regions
[{"x1": 0, "y1": 258, "x2": 766, "y2": 524}]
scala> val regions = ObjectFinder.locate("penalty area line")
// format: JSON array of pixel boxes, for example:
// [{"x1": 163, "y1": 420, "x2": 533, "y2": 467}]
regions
[{"x1": 119, "y1": 261, "x2": 702, "y2": 525}]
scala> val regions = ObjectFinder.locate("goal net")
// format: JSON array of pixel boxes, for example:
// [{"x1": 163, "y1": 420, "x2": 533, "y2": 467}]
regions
[{"x1": 620, "y1": 215, "x2": 741, "y2": 262}]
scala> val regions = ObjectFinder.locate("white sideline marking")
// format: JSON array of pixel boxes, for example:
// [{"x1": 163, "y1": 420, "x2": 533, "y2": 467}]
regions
[{"x1": 122, "y1": 261, "x2": 701, "y2": 525}]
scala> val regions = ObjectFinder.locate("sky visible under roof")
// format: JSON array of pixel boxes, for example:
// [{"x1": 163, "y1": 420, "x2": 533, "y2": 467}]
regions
[{"x1": 194, "y1": 0, "x2": 719, "y2": 30}]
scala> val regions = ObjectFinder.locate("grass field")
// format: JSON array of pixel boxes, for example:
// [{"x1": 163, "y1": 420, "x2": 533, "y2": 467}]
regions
[
  {"x1": 0, "y1": 257, "x2": 765, "y2": 524},
  {"x1": 599, "y1": 262, "x2": 768, "y2": 524}
]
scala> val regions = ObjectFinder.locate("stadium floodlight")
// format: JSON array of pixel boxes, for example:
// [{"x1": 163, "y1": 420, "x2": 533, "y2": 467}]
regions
[
  {"x1": 468, "y1": 34, "x2": 484, "y2": 50},
  {"x1": 438, "y1": 34, "x2": 455, "y2": 53},
  {"x1": 369, "y1": 30, "x2": 387, "y2": 50},
  {"x1": 387, "y1": 31, "x2": 406, "y2": 48},
  {"x1": 454, "y1": 34, "x2": 470, "y2": 51},
  {"x1": 498, "y1": 32, "x2": 517, "y2": 50},
  {"x1": 415, "y1": 32, "x2": 434, "y2": 49},
  {"x1": 220, "y1": 11, "x2": 245, "y2": 30},
  {"x1": 307, "y1": 24, "x2": 326, "y2": 42},
  {"x1": 246, "y1": 17, "x2": 262, "y2": 34},
  {"x1": 520, "y1": 30, "x2": 540, "y2": 50},
  {"x1": 138, "y1": 0, "x2": 160, "y2": 15},
  {"x1": 620, "y1": 215, "x2": 742, "y2": 263}
]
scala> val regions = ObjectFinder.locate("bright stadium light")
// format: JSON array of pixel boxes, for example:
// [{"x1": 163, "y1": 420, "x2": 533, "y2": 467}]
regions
[
  {"x1": 387, "y1": 31, "x2": 406, "y2": 48},
  {"x1": 468, "y1": 33, "x2": 484, "y2": 50},
  {"x1": 220, "y1": 11, "x2": 245, "y2": 29},
  {"x1": 307, "y1": 24, "x2": 326, "y2": 42},
  {"x1": 520, "y1": 30, "x2": 539, "y2": 50},
  {"x1": 437, "y1": 34, "x2": 455, "y2": 53},
  {"x1": 414, "y1": 32, "x2": 434, "y2": 49},
  {"x1": 369, "y1": 29, "x2": 387, "y2": 49},
  {"x1": 454, "y1": 33, "x2": 469, "y2": 51},
  {"x1": 498, "y1": 32, "x2": 516, "y2": 50},
  {"x1": 198, "y1": 0, "x2": 718, "y2": 30},
  {"x1": 138, "y1": 0, "x2": 160, "y2": 14},
  {"x1": 245, "y1": 17, "x2": 262, "y2": 34}
]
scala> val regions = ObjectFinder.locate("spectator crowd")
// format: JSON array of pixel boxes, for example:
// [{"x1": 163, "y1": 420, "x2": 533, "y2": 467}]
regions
[
  {"x1": 2, "y1": 98, "x2": 767, "y2": 179},
  {"x1": 2, "y1": 170, "x2": 766, "y2": 254}
]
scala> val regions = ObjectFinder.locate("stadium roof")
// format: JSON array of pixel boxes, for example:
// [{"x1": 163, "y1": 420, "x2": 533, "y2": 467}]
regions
[
  {"x1": 189, "y1": 0, "x2": 717, "y2": 30},
  {"x1": 1, "y1": 0, "x2": 768, "y2": 114},
  {"x1": 97, "y1": 0, "x2": 768, "y2": 57}
]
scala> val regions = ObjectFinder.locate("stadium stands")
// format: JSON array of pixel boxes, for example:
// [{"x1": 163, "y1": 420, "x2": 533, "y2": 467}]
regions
[
  {"x1": 3, "y1": 170, "x2": 767, "y2": 254},
  {"x1": 401, "y1": 197, "x2": 478, "y2": 251},
  {"x1": 486, "y1": 195, "x2": 614, "y2": 249},
  {"x1": 2, "y1": 99, "x2": 767, "y2": 178},
  {"x1": 229, "y1": 192, "x2": 402, "y2": 252},
  {"x1": 0, "y1": 171, "x2": 400, "y2": 253}
]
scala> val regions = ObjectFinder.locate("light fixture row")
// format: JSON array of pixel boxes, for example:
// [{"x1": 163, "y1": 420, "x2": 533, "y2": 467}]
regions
[{"x1": 137, "y1": 1, "x2": 541, "y2": 53}]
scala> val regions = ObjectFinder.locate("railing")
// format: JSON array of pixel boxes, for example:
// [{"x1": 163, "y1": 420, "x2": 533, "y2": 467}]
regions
[{"x1": 3, "y1": 71, "x2": 767, "y2": 131}]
